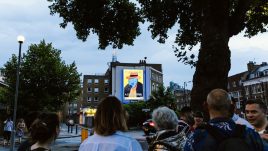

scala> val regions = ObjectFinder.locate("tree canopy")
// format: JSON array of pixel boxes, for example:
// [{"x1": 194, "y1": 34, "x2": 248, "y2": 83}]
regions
[
  {"x1": 47, "y1": 0, "x2": 268, "y2": 111},
  {"x1": 0, "y1": 40, "x2": 81, "y2": 114}
]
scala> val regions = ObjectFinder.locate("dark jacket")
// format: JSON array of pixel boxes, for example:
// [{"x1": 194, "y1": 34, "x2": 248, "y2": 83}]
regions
[
  {"x1": 184, "y1": 117, "x2": 264, "y2": 151},
  {"x1": 147, "y1": 129, "x2": 186, "y2": 151},
  {"x1": 124, "y1": 82, "x2": 143, "y2": 97}
]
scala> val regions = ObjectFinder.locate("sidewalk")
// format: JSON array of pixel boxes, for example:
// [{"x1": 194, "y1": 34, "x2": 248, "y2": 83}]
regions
[{"x1": 58, "y1": 123, "x2": 82, "y2": 139}]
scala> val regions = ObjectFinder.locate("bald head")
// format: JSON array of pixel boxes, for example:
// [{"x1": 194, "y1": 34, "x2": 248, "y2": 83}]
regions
[{"x1": 207, "y1": 89, "x2": 231, "y2": 117}]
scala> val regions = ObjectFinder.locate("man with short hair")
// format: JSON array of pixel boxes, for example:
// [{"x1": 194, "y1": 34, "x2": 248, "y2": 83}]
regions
[
  {"x1": 184, "y1": 89, "x2": 264, "y2": 151},
  {"x1": 245, "y1": 100, "x2": 268, "y2": 141}
]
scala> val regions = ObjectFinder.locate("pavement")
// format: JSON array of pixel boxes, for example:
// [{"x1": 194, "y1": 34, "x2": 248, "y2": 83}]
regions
[{"x1": 0, "y1": 124, "x2": 149, "y2": 151}]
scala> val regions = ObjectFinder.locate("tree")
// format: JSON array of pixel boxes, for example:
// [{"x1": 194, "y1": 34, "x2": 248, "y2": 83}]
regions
[
  {"x1": 0, "y1": 40, "x2": 81, "y2": 114},
  {"x1": 47, "y1": 0, "x2": 268, "y2": 111},
  {"x1": 147, "y1": 85, "x2": 176, "y2": 110}
]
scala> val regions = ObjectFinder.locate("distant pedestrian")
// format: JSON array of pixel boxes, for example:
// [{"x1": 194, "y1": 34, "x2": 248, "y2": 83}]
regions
[
  {"x1": 79, "y1": 96, "x2": 142, "y2": 151},
  {"x1": 184, "y1": 88, "x2": 264, "y2": 151},
  {"x1": 3, "y1": 117, "x2": 13, "y2": 146},
  {"x1": 26, "y1": 112, "x2": 60, "y2": 151},
  {"x1": 16, "y1": 118, "x2": 26, "y2": 143}
]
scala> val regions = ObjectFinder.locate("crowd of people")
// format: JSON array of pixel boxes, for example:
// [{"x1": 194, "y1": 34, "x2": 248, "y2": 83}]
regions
[
  {"x1": 2, "y1": 88, "x2": 268, "y2": 151},
  {"x1": 79, "y1": 89, "x2": 268, "y2": 151}
]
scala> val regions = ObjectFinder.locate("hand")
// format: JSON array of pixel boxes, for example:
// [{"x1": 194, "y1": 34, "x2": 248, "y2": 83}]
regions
[{"x1": 260, "y1": 133, "x2": 268, "y2": 141}]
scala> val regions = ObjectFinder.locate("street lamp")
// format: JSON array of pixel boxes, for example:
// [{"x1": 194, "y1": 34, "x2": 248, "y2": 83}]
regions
[
  {"x1": 10, "y1": 35, "x2": 25, "y2": 151},
  {"x1": 183, "y1": 81, "x2": 191, "y2": 104}
]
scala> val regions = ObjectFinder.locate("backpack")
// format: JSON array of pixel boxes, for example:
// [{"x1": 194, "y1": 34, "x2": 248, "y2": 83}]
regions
[{"x1": 203, "y1": 124, "x2": 251, "y2": 151}]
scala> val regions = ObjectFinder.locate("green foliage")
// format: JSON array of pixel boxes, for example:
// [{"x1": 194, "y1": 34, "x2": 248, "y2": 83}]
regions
[
  {"x1": 147, "y1": 85, "x2": 176, "y2": 111},
  {"x1": 123, "y1": 101, "x2": 148, "y2": 127},
  {"x1": 47, "y1": 0, "x2": 268, "y2": 66},
  {"x1": 48, "y1": 0, "x2": 143, "y2": 49},
  {"x1": 47, "y1": 0, "x2": 268, "y2": 111},
  {"x1": 0, "y1": 40, "x2": 81, "y2": 113}
]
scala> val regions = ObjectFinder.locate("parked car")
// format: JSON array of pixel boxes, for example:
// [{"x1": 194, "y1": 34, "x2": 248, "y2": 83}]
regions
[{"x1": 142, "y1": 119, "x2": 156, "y2": 135}]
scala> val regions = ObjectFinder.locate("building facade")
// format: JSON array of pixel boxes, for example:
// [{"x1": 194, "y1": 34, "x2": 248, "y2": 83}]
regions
[
  {"x1": 81, "y1": 59, "x2": 163, "y2": 126},
  {"x1": 169, "y1": 81, "x2": 191, "y2": 110},
  {"x1": 228, "y1": 61, "x2": 268, "y2": 109}
]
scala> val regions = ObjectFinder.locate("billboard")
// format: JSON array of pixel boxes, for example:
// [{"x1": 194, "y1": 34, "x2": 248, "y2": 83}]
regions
[{"x1": 123, "y1": 69, "x2": 144, "y2": 100}]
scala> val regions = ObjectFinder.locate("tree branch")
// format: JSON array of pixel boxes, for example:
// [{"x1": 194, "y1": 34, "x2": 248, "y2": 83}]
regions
[{"x1": 228, "y1": 0, "x2": 252, "y2": 37}]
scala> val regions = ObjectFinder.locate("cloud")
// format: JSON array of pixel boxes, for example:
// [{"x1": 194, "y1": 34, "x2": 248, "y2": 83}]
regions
[{"x1": 0, "y1": 0, "x2": 267, "y2": 89}]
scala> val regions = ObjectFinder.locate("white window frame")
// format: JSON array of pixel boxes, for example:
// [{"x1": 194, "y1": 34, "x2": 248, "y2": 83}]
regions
[
  {"x1": 87, "y1": 79, "x2": 92, "y2": 84},
  {"x1": 94, "y1": 79, "x2": 99, "y2": 84},
  {"x1": 104, "y1": 79, "x2": 109, "y2": 84},
  {"x1": 94, "y1": 88, "x2": 99, "y2": 93}
]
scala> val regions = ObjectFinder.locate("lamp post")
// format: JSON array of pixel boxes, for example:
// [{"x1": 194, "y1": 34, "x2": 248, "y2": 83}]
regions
[
  {"x1": 183, "y1": 81, "x2": 191, "y2": 105},
  {"x1": 10, "y1": 35, "x2": 25, "y2": 151}
]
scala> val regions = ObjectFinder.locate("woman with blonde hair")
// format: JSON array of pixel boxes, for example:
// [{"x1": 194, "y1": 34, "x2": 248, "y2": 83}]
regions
[{"x1": 79, "y1": 96, "x2": 142, "y2": 151}]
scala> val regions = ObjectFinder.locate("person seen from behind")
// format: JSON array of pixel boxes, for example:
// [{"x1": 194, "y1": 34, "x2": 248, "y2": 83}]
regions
[
  {"x1": 18, "y1": 111, "x2": 41, "y2": 151},
  {"x1": 79, "y1": 96, "x2": 142, "y2": 151},
  {"x1": 147, "y1": 106, "x2": 186, "y2": 151},
  {"x1": 184, "y1": 88, "x2": 264, "y2": 151},
  {"x1": 3, "y1": 117, "x2": 13, "y2": 146},
  {"x1": 27, "y1": 112, "x2": 60, "y2": 151},
  {"x1": 177, "y1": 106, "x2": 194, "y2": 135}
]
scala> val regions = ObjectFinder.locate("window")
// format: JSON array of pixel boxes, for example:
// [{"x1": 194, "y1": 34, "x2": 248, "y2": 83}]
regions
[
  {"x1": 87, "y1": 79, "x2": 92, "y2": 84},
  {"x1": 94, "y1": 97, "x2": 99, "y2": 102},
  {"x1": 245, "y1": 87, "x2": 249, "y2": 95},
  {"x1": 94, "y1": 79, "x2": 99, "y2": 84},
  {"x1": 104, "y1": 79, "x2": 109, "y2": 84},
  {"x1": 104, "y1": 87, "x2": 108, "y2": 93},
  {"x1": 87, "y1": 97, "x2": 92, "y2": 102},
  {"x1": 232, "y1": 81, "x2": 236, "y2": 87},
  {"x1": 87, "y1": 87, "x2": 91, "y2": 92},
  {"x1": 152, "y1": 83, "x2": 155, "y2": 91},
  {"x1": 94, "y1": 88, "x2": 99, "y2": 93}
]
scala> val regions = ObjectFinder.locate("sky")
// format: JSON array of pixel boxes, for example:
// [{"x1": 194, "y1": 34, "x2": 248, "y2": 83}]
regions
[{"x1": 1, "y1": 0, "x2": 268, "y2": 89}]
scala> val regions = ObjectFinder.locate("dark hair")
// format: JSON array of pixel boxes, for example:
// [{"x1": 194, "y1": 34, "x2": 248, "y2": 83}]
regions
[
  {"x1": 194, "y1": 111, "x2": 204, "y2": 118},
  {"x1": 246, "y1": 99, "x2": 267, "y2": 113},
  {"x1": 180, "y1": 106, "x2": 192, "y2": 115},
  {"x1": 30, "y1": 112, "x2": 59, "y2": 144},
  {"x1": 180, "y1": 106, "x2": 194, "y2": 126},
  {"x1": 24, "y1": 111, "x2": 41, "y2": 129},
  {"x1": 94, "y1": 96, "x2": 128, "y2": 136}
]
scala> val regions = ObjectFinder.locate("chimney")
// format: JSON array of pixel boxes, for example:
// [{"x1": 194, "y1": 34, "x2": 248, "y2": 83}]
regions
[
  {"x1": 262, "y1": 62, "x2": 267, "y2": 66},
  {"x1": 247, "y1": 61, "x2": 255, "y2": 72}
]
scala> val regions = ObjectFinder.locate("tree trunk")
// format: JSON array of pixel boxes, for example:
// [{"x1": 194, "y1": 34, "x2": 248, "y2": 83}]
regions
[{"x1": 191, "y1": 0, "x2": 231, "y2": 113}]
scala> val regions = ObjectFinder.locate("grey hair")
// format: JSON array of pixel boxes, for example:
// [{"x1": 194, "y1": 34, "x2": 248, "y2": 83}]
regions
[{"x1": 152, "y1": 106, "x2": 178, "y2": 130}]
